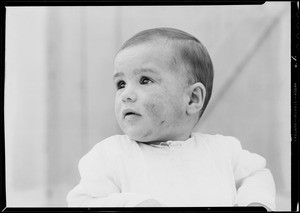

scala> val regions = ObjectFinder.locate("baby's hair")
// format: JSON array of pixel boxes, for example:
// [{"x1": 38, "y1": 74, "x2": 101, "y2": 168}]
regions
[{"x1": 119, "y1": 27, "x2": 214, "y2": 119}]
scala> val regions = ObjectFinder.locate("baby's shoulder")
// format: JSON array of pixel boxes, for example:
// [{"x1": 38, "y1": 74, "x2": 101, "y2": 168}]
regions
[
  {"x1": 193, "y1": 132, "x2": 244, "y2": 165},
  {"x1": 193, "y1": 132, "x2": 242, "y2": 152}
]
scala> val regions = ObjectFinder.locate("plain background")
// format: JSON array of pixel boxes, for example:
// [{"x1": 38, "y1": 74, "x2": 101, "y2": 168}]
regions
[{"x1": 5, "y1": 3, "x2": 291, "y2": 210}]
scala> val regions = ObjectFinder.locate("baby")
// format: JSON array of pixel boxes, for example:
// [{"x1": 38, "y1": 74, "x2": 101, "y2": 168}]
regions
[{"x1": 67, "y1": 28, "x2": 276, "y2": 209}]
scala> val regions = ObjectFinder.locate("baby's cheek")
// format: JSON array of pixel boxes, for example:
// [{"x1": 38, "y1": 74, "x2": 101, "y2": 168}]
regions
[{"x1": 143, "y1": 100, "x2": 166, "y2": 125}]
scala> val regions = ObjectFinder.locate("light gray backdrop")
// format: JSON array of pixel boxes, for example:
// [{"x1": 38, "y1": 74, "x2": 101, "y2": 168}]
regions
[{"x1": 5, "y1": 3, "x2": 291, "y2": 210}]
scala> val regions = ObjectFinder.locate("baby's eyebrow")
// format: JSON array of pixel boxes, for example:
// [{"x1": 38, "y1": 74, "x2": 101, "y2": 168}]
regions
[
  {"x1": 134, "y1": 68, "x2": 158, "y2": 75},
  {"x1": 113, "y1": 68, "x2": 159, "y2": 80},
  {"x1": 113, "y1": 72, "x2": 124, "y2": 80}
]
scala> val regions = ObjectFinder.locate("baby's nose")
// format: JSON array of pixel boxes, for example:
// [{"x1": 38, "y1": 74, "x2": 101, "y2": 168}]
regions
[{"x1": 121, "y1": 86, "x2": 137, "y2": 102}]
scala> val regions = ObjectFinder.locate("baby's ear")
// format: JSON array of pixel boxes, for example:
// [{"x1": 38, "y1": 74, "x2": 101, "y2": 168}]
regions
[{"x1": 186, "y1": 82, "x2": 206, "y2": 115}]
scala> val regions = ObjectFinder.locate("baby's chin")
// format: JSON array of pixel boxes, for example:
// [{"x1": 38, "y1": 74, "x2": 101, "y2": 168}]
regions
[
  {"x1": 126, "y1": 134, "x2": 153, "y2": 143},
  {"x1": 124, "y1": 129, "x2": 161, "y2": 143}
]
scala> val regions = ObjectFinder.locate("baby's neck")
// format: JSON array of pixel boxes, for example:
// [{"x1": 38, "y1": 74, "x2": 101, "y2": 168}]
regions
[{"x1": 138, "y1": 134, "x2": 193, "y2": 145}]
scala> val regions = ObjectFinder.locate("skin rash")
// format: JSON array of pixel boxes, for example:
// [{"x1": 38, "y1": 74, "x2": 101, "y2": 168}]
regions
[{"x1": 140, "y1": 92, "x2": 183, "y2": 140}]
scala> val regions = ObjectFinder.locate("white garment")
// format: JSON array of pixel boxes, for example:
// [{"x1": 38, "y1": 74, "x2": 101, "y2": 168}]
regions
[{"x1": 67, "y1": 133, "x2": 276, "y2": 209}]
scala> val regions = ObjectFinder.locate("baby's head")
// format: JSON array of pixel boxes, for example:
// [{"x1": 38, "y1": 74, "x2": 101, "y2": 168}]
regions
[{"x1": 113, "y1": 28, "x2": 214, "y2": 143}]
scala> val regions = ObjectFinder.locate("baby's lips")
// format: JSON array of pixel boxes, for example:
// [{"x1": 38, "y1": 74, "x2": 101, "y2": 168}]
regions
[{"x1": 122, "y1": 108, "x2": 141, "y2": 118}]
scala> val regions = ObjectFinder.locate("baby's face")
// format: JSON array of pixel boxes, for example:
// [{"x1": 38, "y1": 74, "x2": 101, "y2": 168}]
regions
[{"x1": 113, "y1": 42, "x2": 192, "y2": 143}]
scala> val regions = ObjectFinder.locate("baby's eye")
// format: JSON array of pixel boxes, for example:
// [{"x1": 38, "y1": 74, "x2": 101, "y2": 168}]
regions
[
  {"x1": 116, "y1": 80, "x2": 126, "y2": 90},
  {"x1": 140, "y1": 76, "x2": 153, "y2": 85}
]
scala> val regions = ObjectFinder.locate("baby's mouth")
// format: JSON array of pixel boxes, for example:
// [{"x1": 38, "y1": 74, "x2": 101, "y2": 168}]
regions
[{"x1": 122, "y1": 109, "x2": 141, "y2": 118}]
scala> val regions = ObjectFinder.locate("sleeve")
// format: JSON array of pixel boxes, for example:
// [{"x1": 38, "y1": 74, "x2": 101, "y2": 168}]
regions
[
  {"x1": 66, "y1": 139, "x2": 158, "y2": 207},
  {"x1": 228, "y1": 137, "x2": 276, "y2": 210}
]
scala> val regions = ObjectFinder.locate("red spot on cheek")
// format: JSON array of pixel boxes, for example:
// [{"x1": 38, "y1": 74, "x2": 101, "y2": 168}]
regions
[
  {"x1": 142, "y1": 130, "x2": 152, "y2": 138},
  {"x1": 144, "y1": 103, "x2": 161, "y2": 118},
  {"x1": 143, "y1": 94, "x2": 166, "y2": 123},
  {"x1": 144, "y1": 101, "x2": 166, "y2": 126}
]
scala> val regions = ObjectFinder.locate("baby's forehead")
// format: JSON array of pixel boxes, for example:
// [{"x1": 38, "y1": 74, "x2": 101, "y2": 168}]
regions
[
  {"x1": 114, "y1": 40, "x2": 191, "y2": 79},
  {"x1": 115, "y1": 41, "x2": 177, "y2": 65}
]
